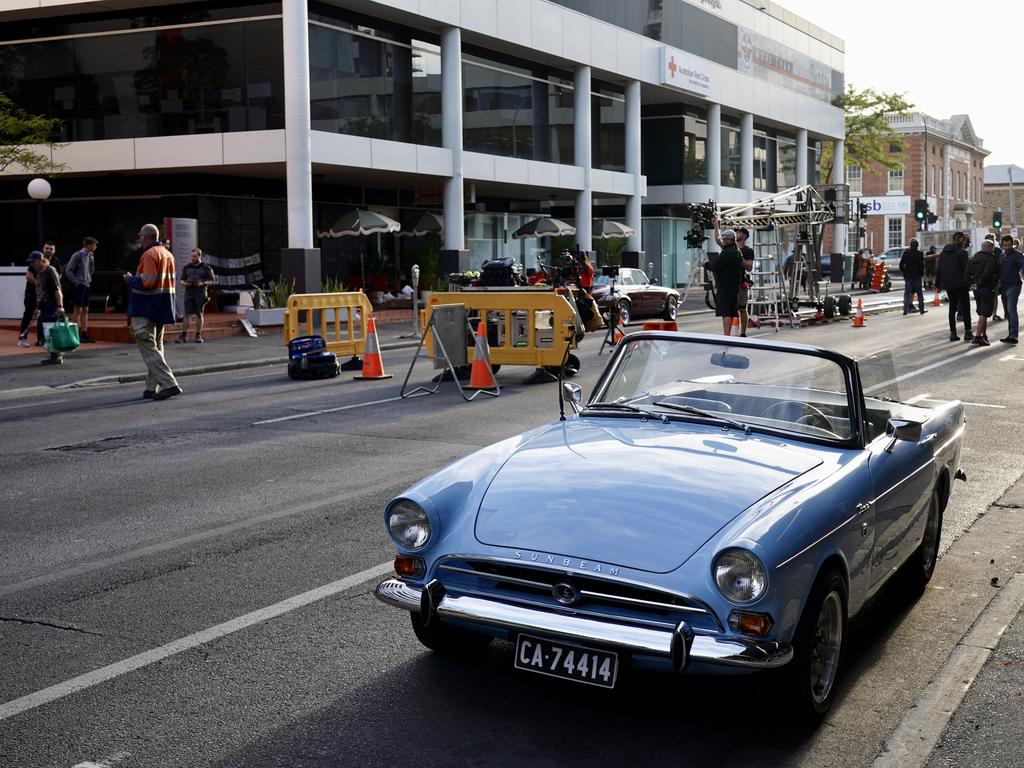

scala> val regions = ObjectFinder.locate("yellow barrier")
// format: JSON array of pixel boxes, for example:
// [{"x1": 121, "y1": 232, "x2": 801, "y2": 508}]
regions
[
  {"x1": 283, "y1": 292, "x2": 372, "y2": 360},
  {"x1": 425, "y1": 290, "x2": 579, "y2": 369}
]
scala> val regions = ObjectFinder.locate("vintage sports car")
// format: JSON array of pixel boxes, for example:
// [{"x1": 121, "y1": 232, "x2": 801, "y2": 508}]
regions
[{"x1": 375, "y1": 332, "x2": 966, "y2": 717}]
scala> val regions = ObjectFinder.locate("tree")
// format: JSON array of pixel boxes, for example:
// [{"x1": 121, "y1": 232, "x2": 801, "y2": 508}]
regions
[
  {"x1": 0, "y1": 92, "x2": 66, "y2": 174},
  {"x1": 820, "y1": 85, "x2": 913, "y2": 183}
]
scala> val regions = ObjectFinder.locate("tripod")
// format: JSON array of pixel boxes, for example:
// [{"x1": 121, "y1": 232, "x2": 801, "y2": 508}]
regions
[{"x1": 599, "y1": 273, "x2": 626, "y2": 354}]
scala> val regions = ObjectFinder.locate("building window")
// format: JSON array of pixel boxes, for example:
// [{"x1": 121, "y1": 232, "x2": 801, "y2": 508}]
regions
[
  {"x1": 721, "y1": 123, "x2": 741, "y2": 188},
  {"x1": 683, "y1": 116, "x2": 708, "y2": 184},
  {"x1": 886, "y1": 215, "x2": 903, "y2": 249},
  {"x1": 592, "y1": 84, "x2": 625, "y2": 171},
  {"x1": 847, "y1": 165, "x2": 862, "y2": 195},
  {"x1": 753, "y1": 134, "x2": 769, "y2": 192},
  {"x1": 888, "y1": 166, "x2": 904, "y2": 194},
  {"x1": 776, "y1": 134, "x2": 796, "y2": 189}
]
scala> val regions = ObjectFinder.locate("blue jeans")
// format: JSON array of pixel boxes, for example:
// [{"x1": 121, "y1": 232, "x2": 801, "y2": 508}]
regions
[
  {"x1": 1003, "y1": 282, "x2": 1021, "y2": 339},
  {"x1": 903, "y1": 277, "x2": 924, "y2": 313}
]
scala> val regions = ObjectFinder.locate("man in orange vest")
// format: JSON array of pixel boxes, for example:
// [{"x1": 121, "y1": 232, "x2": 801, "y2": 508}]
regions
[{"x1": 124, "y1": 223, "x2": 181, "y2": 400}]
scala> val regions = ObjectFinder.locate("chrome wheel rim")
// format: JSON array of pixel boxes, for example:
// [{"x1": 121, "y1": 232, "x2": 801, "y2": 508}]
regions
[
  {"x1": 809, "y1": 591, "x2": 843, "y2": 705},
  {"x1": 921, "y1": 493, "x2": 940, "y2": 572},
  {"x1": 667, "y1": 298, "x2": 677, "y2": 319},
  {"x1": 618, "y1": 302, "x2": 630, "y2": 325}
]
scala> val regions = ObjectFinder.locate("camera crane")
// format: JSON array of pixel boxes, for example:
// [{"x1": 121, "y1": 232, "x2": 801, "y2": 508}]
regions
[{"x1": 716, "y1": 184, "x2": 837, "y2": 330}]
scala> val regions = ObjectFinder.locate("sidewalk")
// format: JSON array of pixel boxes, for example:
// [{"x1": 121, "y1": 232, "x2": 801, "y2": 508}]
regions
[{"x1": 0, "y1": 318, "x2": 420, "y2": 399}]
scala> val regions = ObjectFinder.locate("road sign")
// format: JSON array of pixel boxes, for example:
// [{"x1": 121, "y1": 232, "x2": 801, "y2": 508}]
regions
[{"x1": 1011, "y1": 227, "x2": 1019, "y2": 237}]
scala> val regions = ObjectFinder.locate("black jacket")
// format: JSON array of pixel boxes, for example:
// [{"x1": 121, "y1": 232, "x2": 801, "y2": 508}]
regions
[
  {"x1": 935, "y1": 243, "x2": 969, "y2": 290},
  {"x1": 899, "y1": 248, "x2": 925, "y2": 280},
  {"x1": 966, "y1": 249, "x2": 999, "y2": 290},
  {"x1": 705, "y1": 245, "x2": 745, "y2": 293}
]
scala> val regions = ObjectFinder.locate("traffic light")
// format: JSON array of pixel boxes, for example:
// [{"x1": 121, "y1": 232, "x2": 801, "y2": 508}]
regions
[
  {"x1": 914, "y1": 198, "x2": 928, "y2": 222},
  {"x1": 859, "y1": 203, "x2": 869, "y2": 220},
  {"x1": 928, "y1": 213, "x2": 938, "y2": 225},
  {"x1": 993, "y1": 209, "x2": 1003, "y2": 229}
]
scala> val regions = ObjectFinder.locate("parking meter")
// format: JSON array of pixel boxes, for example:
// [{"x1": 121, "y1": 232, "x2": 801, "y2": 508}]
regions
[{"x1": 411, "y1": 264, "x2": 421, "y2": 334}]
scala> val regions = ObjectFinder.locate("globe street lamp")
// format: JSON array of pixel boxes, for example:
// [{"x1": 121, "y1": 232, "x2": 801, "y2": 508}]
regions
[{"x1": 27, "y1": 178, "x2": 51, "y2": 248}]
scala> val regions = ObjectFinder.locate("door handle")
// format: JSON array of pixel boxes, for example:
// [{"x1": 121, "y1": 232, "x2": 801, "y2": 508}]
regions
[{"x1": 855, "y1": 502, "x2": 871, "y2": 515}]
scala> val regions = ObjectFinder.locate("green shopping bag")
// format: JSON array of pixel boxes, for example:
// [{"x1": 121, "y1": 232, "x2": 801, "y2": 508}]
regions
[{"x1": 46, "y1": 316, "x2": 80, "y2": 353}]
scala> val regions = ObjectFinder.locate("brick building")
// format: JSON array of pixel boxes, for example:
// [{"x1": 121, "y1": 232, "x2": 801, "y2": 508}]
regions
[
  {"x1": 982, "y1": 164, "x2": 1024, "y2": 236},
  {"x1": 846, "y1": 113, "x2": 988, "y2": 254}
]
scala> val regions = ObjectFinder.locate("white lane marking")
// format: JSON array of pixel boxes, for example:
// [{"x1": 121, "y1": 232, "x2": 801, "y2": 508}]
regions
[
  {"x1": 0, "y1": 398, "x2": 69, "y2": 411},
  {"x1": 863, "y1": 348, "x2": 977, "y2": 395},
  {"x1": 0, "y1": 478, "x2": 402, "y2": 597},
  {"x1": 253, "y1": 393, "x2": 426, "y2": 425},
  {"x1": 1000, "y1": 354, "x2": 1024, "y2": 362},
  {"x1": 71, "y1": 752, "x2": 131, "y2": 768},
  {"x1": 0, "y1": 560, "x2": 394, "y2": 722},
  {"x1": 235, "y1": 369, "x2": 285, "y2": 380},
  {"x1": 905, "y1": 393, "x2": 931, "y2": 404}
]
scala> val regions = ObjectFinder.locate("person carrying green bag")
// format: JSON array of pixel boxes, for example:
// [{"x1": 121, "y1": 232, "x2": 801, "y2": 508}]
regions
[
  {"x1": 47, "y1": 315, "x2": 80, "y2": 354},
  {"x1": 28, "y1": 250, "x2": 67, "y2": 366}
]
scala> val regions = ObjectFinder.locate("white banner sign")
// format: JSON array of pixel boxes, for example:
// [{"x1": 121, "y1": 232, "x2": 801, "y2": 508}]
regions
[
  {"x1": 738, "y1": 26, "x2": 831, "y2": 103},
  {"x1": 859, "y1": 196, "x2": 911, "y2": 216},
  {"x1": 163, "y1": 217, "x2": 198, "y2": 318},
  {"x1": 659, "y1": 46, "x2": 711, "y2": 97}
]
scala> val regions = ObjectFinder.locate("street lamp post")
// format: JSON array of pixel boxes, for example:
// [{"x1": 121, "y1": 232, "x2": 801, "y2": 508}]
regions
[
  {"x1": 27, "y1": 178, "x2": 51, "y2": 247},
  {"x1": 411, "y1": 264, "x2": 420, "y2": 335}
]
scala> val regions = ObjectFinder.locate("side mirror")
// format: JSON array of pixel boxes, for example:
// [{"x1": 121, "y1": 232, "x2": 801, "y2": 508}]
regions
[
  {"x1": 562, "y1": 382, "x2": 583, "y2": 413},
  {"x1": 884, "y1": 417, "x2": 924, "y2": 453}
]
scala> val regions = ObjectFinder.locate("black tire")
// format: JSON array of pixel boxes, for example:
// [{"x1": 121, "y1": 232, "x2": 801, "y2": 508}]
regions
[
  {"x1": 781, "y1": 568, "x2": 848, "y2": 720},
  {"x1": 662, "y1": 295, "x2": 679, "y2": 321},
  {"x1": 287, "y1": 367, "x2": 300, "y2": 380},
  {"x1": 410, "y1": 612, "x2": 491, "y2": 654},
  {"x1": 823, "y1": 295, "x2": 837, "y2": 319},
  {"x1": 564, "y1": 353, "x2": 580, "y2": 377},
  {"x1": 900, "y1": 489, "x2": 943, "y2": 596},
  {"x1": 837, "y1": 295, "x2": 852, "y2": 316},
  {"x1": 617, "y1": 300, "x2": 632, "y2": 326}
]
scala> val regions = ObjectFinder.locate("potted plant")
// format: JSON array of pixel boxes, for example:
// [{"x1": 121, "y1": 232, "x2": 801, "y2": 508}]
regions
[{"x1": 245, "y1": 277, "x2": 294, "y2": 326}]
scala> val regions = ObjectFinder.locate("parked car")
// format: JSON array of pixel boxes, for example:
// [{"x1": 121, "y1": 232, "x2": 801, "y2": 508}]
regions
[
  {"x1": 589, "y1": 267, "x2": 679, "y2": 325},
  {"x1": 375, "y1": 332, "x2": 966, "y2": 718},
  {"x1": 878, "y1": 246, "x2": 904, "y2": 273}
]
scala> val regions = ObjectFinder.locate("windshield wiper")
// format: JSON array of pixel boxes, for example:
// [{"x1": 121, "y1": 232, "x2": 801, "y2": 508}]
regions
[
  {"x1": 651, "y1": 401, "x2": 752, "y2": 435},
  {"x1": 583, "y1": 402, "x2": 664, "y2": 421}
]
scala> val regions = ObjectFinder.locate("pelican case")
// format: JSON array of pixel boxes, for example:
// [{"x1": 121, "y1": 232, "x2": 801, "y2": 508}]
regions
[
  {"x1": 479, "y1": 257, "x2": 517, "y2": 287},
  {"x1": 287, "y1": 335, "x2": 340, "y2": 380}
]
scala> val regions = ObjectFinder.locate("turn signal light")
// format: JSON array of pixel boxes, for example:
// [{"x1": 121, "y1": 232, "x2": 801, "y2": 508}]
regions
[
  {"x1": 394, "y1": 555, "x2": 425, "y2": 578},
  {"x1": 728, "y1": 610, "x2": 773, "y2": 637}
]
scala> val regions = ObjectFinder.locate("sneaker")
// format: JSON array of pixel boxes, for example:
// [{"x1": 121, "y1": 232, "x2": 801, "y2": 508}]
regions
[
  {"x1": 40, "y1": 355, "x2": 63, "y2": 365},
  {"x1": 142, "y1": 389, "x2": 156, "y2": 399},
  {"x1": 992, "y1": 315, "x2": 1003, "y2": 322},
  {"x1": 999, "y1": 337, "x2": 1016, "y2": 344},
  {"x1": 919, "y1": 309, "x2": 927, "y2": 314},
  {"x1": 175, "y1": 334, "x2": 187, "y2": 344},
  {"x1": 152, "y1": 385, "x2": 182, "y2": 401},
  {"x1": 963, "y1": 331, "x2": 974, "y2": 342},
  {"x1": 194, "y1": 335, "x2": 204, "y2": 344},
  {"x1": 80, "y1": 333, "x2": 96, "y2": 343},
  {"x1": 17, "y1": 338, "x2": 30, "y2": 347},
  {"x1": 949, "y1": 333, "x2": 960, "y2": 341}
]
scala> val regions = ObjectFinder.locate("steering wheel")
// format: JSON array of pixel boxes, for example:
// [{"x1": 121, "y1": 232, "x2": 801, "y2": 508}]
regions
[{"x1": 759, "y1": 400, "x2": 833, "y2": 433}]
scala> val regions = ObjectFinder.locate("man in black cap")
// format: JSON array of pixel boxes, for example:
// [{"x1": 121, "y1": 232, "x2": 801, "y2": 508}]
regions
[
  {"x1": 935, "y1": 232, "x2": 973, "y2": 342},
  {"x1": 28, "y1": 250, "x2": 67, "y2": 365}
]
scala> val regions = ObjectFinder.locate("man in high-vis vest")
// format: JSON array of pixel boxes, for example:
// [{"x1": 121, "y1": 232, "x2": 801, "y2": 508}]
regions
[{"x1": 124, "y1": 223, "x2": 182, "y2": 400}]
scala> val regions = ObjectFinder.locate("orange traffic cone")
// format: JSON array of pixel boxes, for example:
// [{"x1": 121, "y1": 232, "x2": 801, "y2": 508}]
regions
[
  {"x1": 851, "y1": 298, "x2": 865, "y2": 328},
  {"x1": 932, "y1": 288, "x2": 942, "y2": 307},
  {"x1": 730, "y1": 317, "x2": 740, "y2": 335},
  {"x1": 468, "y1": 321, "x2": 498, "y2": 389},
  {"x1": 353, "y1": 316, "x2": 393, "y2": 380}
]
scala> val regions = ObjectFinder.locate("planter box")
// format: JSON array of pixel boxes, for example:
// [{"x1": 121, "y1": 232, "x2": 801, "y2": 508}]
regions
[{"x1": 245, "y1": 307, "x2": 286, "y2": 326}]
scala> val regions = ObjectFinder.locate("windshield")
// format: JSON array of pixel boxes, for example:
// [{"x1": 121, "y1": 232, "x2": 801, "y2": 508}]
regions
[{"x1": 591, "y1": 338, "x2": 855, "y2": 441}]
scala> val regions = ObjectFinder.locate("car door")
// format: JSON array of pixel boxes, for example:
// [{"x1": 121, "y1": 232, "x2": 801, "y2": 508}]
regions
[{"x1": 866, "y1": 430, "x2": 936, "y2": 589}]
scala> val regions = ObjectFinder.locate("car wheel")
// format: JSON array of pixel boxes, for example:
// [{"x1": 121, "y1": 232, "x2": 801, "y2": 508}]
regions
[
  {"x1": 410, "y1": 612, "x2": 491, "y2": 654},
  {"x1": 662, "y1": 296, "x2": 678, "y2": 321},
  {"x1": 837, "y1": 295, "x2": 852, "y2": 316},
  {"x1": 900, "y1": 489, "x2": 943, "y2": 596},
  {"x1": 782, "y1": 567, "x2": 848, "y2": 720},
  {"x1": 563, "y1": 353, "x2": 580, "y2": 377},
  {"x1": 617, "y1": 300, "x2": 631, "y2": 326},
  {"x1": 823, "y1": 295, "x2": 837, "y2": 319}
]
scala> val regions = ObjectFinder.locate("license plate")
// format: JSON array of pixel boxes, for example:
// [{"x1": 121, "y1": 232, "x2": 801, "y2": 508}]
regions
[{"x1": 514, "y1": 634, "x2": 618, "y2": 689}]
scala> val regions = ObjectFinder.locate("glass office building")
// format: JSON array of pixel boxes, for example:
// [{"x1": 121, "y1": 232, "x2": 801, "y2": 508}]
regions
[{"x1": 0, "y1": 0, "x2": 845, "y2": 292}]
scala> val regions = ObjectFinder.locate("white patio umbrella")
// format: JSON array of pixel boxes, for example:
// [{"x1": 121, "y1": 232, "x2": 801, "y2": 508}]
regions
[
  {"x1": 591, "y1": 219, "x2": 635, "y2": 240},
  {"x1": 318, "y1": 209, "x2": 401, "y2": 290},
  {"x1": 407, "y1": 212, "x2": 444, "y2": 237},
  {"x1": 512, "y1": 216, "x2": 576, "y2": 239}
]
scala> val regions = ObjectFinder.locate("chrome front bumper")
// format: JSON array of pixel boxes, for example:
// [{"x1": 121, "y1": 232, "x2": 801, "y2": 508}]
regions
[{"x1": 375, "y1": 578, "x2": 792, "y2": 671}]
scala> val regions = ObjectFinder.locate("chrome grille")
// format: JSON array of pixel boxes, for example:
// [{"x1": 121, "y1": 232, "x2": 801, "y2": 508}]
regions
[{"x1": 435, "y1": 556, "x2": 721, "y2": 632}]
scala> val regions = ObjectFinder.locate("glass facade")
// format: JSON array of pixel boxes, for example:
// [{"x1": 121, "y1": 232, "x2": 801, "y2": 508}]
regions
[
  {"x1": 641, "y1": 112, "x2": 706, "y2": 186},
  {"x1": 0, "y1": 18, "x2": 284, "y2": 141},
  {"x1": 308, "y1": 24, "x2": 441, "y2": 145},
  {"x1": 593, "y1": 87, "x2": 625, "y2": 171},
  {"x1": 462, "y1": 58, "x2": 574, "y2": 163},
  {"x1": 721, "y1": 124, "x2": 741, "y2": 188},
  {"x1": 642, "y1": 217, "x2": 700, "y2": 289}
]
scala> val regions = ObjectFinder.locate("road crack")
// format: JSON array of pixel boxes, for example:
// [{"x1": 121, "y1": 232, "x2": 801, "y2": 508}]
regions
[{"x1": 0, "y1": 614, "x2": 103, "y2": 636}]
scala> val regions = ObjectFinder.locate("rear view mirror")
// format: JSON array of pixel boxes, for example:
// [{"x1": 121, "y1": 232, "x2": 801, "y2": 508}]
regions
[
  {"x1": 563, "y1": 382, "x2": 583, "y2": 413},
  {"x1": 710, "y1": 350, "x2": 750, "y2": 370},
  {"x1": 884, "y1": 417, "x2": 924, "y2": 453}
]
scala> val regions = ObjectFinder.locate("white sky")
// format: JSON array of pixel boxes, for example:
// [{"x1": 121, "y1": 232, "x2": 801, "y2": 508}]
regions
[{"x1": 775, "y1": 1, "x2": 1023, "y2": 166}]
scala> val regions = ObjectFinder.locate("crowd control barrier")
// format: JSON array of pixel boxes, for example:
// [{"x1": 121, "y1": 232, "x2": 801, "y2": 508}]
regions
[
  {"x1": 425, "y1": 290, "x2": 580, "y2": 376},
  {"x1": 283, "y1": 292, "x2": 372, "y2": 367}
]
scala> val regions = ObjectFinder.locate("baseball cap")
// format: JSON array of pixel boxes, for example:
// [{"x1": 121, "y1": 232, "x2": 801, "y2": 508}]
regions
[
  {"x1": 721, "y1": 229, "x2": 737, "y2": 240},
  {"x1": 137, "y1": 223, "x2": 160, "y2": 239},
  {"x1": 27, "y1": 250, "x2": 44, "y2": 262}
]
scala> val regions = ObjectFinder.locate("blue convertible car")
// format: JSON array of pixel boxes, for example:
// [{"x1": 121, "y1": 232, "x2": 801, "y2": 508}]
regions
[{"x1": 375, "y1": 332, "x2": 966, "y2": 717}]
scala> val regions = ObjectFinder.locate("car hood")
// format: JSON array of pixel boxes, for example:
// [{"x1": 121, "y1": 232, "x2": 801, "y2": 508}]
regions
[{"x1": 474, "y1": 420, "x2": 822, "y2": 573}]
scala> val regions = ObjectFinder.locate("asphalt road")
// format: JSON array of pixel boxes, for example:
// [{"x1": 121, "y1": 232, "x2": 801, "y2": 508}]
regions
[{"x1": 1, "y1": 304, "x2": 1022, "y2": 768}]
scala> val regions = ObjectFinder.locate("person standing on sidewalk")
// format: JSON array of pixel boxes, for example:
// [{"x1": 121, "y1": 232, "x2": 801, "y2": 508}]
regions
[
  {"x1": 899, "y1": 238, "x2": 926, "y2": 315},
  {"x1": 965, "y1": 239, "x2": 999, "y2": 347},
  {"x1": 935, "y1": 232, "x2": 973, "y2": 342},
  {"x1": 997, "y1": 234, "x2": 1023, "y2": 344},
  {"x1": 28, "y1": 250, "x2": 66, "y2": 365},
  {"x1": 65, "y1": 236, "x2": 98, "y2": 343},
  {"x1": 124, "y1": 223, "x2": 181, "y2": 400},
  {"x1": 176, "y1": 248, "x2": 215, "y2": 344},
  {"x1": 704, "y1": 228, "x2": 744, "y2": 336},
  {"x1": 16, "y1": 256, "x2": 38, "y2": 347}
]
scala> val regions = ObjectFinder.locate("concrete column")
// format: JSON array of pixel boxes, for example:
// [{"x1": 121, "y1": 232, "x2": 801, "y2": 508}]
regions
[
  {"x1": 441, "y1": 26, "x2": 465, "y2": 264},
  {"x1": 624, "y1": 79, "x2": 642, "y2": 252},
  {"x1": 706, "y1": 103, "x2": 721, "y2": 200},
  {"x1": 832, "y1": 138, "x2": 847, "y2": 256},
  {"x1": 740, "y1": 112, "x2": 754, "y2": 199},
  {"x1": 796, "y1": 128, "x2": 808, "y2": 187},
  {"x1": 573, "y1": 65, "x2": 592, "y2": 250},
  {"x1": 282, "y1": 0, "x2": 313, "y2": 249}
]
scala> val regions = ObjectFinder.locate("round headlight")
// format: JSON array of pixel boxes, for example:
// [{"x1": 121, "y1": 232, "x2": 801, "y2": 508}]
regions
[
  {"x1": 387, "y1": 500, "x2": 431, "y2": 550},
  {"x1": 713, "y1": 548, "x2": 767, "y2": 604}
]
